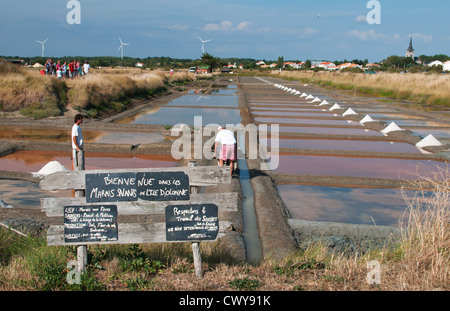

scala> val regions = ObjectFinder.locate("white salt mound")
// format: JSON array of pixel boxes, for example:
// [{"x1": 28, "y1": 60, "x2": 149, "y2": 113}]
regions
[
  {"x1": 0, "y1": 198, "x2": 13, "y2": 208},
  {"x1": 34, "y1": 161, "x2": 68, "y2": 177}
]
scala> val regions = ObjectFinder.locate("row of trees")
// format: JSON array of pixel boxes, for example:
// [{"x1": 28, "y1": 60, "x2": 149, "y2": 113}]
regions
[
  {"x1": 381, "y1": 54, "x2": 449, "y2": 73},
  {"x1": 3, "y1": 53, "x2": 448, "y2": 73}
]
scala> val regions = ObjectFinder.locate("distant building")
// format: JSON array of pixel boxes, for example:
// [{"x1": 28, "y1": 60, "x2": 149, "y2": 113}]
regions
[
  {"x1": 318, "y1": 62, "x2": 336, "y2": 70},
  {"x1": 221, "y1": 67, "x2": 232, "y2": 73},
  {"x1": 406, "y1": 37, "x2": 415, "y2": 59},
  {"x1": 443, "y1": 61, "x2": 450, "y2": 72},
  {"x1": 196, "y1": 65, "x2": 211, "y2": 74},
  {"x1": 365, "y1": 63, "x2": 381, "y2": 70},
  {"x1": 428, "y1": 60, "x2": 443, "y2": 67}
]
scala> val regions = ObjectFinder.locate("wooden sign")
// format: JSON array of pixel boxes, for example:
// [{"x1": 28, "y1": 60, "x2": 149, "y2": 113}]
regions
[
  {"x1": 165, "y1": 204, "x2": 219, "y2": 242},
  {"x1": 85, "y1": 171, "x2": 189, "y2": 203},
  {"x1": 137, "y1": 172, "x2": 190, "y2": 201},
  {"x1": 64, "y1": 205, "x2": 118, "y2": 243}
]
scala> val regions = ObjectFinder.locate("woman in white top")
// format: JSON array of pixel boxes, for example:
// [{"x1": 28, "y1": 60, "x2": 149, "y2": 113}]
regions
[{"x1": 214, "y1": 126, "x2": 237, "y2": 176}]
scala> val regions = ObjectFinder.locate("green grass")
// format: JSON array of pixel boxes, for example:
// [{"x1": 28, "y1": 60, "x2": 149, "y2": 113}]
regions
[
  {"x1": 20, "y1": 97, "x2": 65, "y2": 119},
  {"x1": 229, "y1": 277, "x2": 262, "y2": 290}
]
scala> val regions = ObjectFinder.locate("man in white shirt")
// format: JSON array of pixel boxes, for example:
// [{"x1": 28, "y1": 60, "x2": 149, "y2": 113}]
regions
[
  {"x1": 83, "y1": 61, "x2": 90, "y2": 75},
  {"x1": 214, "y1": 125, "x2": 237, "y2": 176},
  {"x1": 72, "y1": 114, "x2": 85, "y2": 170}
]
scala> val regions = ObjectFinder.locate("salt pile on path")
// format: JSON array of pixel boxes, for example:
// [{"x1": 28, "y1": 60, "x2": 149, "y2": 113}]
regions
[
  {"x1": 33, "y1": 161, "x2": 68, "y2": 177},
  {"x1": 0, "y1": 198, "x2": 13, "y2": 208}
]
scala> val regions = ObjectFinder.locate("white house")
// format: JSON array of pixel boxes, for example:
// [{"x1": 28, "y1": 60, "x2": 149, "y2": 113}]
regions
[
  {"x1": 444, "y1": 61, "x2": 450, "y2": 72},
  {"x1": 318, "y1": 62, "x2": 336, "y2": 70},
  {"x1": 428, "y1": 60, "x2": 443, "y2": 67}
]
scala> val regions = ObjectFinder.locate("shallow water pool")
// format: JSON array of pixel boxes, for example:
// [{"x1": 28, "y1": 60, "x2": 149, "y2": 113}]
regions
[
  {"x1": 0, "y1": 150, "x2": 178, "y2": 173},
  {"x1": 278, "y1": 184, "x2": 416, "y2": 226},
  {"x1": 117, "y1": 107, "x2": 241, "y2": 126},
  {"x1": 268, "y1": 153, "x2": 447, "y2": 180}
]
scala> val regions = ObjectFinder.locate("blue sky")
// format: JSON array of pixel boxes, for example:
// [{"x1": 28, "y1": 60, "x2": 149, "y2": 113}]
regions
[{"x1": 0, "y1": 0, "x2": 448, "y2": 62}]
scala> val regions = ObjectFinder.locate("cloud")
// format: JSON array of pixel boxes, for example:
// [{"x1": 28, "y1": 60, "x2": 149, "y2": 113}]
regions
[
  {"x1": 235, "y1": 21, "x2": 251, "y2": 31},
  {"x1": 203, "y1": 20, "x2": 251, "y2": 31},
  {"x1": 301, "y1": 27, "x2": 318, "y2": 37},
  {"x1": 410, "y1": 33, "x2": 433, "y2": 43},
  {"x1": 355, "y1": 15, "x2": 367, "y2": 23},
  {"x1": 255, "y1": 26, "x2": 318, "y2": 38},
  {"x1": 165, "y1": 25, "x2": 189, "y2": 31},
  {"x1": 348, "y1": 29, "x2": 399, "y2": 41}
]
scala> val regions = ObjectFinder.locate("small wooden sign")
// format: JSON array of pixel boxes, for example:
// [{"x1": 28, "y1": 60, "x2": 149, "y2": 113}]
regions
[
  {"x1": 64, "y1": 205, "x2": 118, "y2": 243},
  {"x1": 85, "y1": 171, "x2": 189, "y2": 203},
  {"x1": 165, "y1": 204, "x2": 219, "y2": 242}
]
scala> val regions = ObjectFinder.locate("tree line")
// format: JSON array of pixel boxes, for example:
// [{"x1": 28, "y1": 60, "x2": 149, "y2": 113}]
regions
[{"x1": 2, "y1": 53, "x2": 448, "y2": 72}]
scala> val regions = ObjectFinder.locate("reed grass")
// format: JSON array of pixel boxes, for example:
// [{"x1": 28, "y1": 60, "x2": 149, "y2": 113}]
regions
[
  {"x1": 66, "y1": 72, "x2": 167, "y2": 114},
  {"x1": 396, "y1": 167, "x2": 450, "y2": 290},
  {"x1": 0, "y1": 67, "x2": 193, "y2": 118},
  {"x1": 0, "y1": 69, "x2": 67, "y2": 114},
  {"x1": 274, "y1": 71, "x2": 450, "y2": 108}
]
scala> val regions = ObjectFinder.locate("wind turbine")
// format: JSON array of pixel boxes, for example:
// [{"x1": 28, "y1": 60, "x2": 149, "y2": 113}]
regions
[
  {"x1": 36, "y1": 39, "x2": 48, "y2": 57},
  {"x1": 118, "y1": 37, "x2": 130, "y2": 59},
  {"x1": 197, "y1": 36, "x2": 212, "y2": 55}
]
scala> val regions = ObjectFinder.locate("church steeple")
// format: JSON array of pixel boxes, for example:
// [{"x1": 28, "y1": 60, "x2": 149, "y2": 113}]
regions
[{"x1": 406, "y1": 37, "x2": 415, "y2": 59}]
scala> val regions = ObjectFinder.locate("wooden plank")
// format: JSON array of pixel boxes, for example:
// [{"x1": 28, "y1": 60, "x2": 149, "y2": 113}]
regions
[
  {"x1": 39, "y1": 166, "x2": 231, "y2": 191},
  {"x1": 46, "y1": 221, "x2": 232, "y2": 246},
  {"x1": 41, "y1": 192, "x2": 238, "y2": 216}
]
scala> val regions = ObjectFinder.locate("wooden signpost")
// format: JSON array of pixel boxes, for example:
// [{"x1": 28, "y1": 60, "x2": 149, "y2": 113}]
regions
[{"x1": 40, "y1": 162, "x2": 236, "y2": 278}]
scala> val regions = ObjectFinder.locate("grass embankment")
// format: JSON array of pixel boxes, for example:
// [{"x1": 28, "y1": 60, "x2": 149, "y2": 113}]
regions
[
  {"x1": 0, "y1": 63, "x2": 193, "y2": 119},
  {"x1": 1, "y1": 169, "x2": 448, "y2": 291},
  {"x1": 0, "y1": 63, "x2": 67, "y2": 119},
  {"x1": 273, "y1": 71, "x2": 450, "y2": 109}
]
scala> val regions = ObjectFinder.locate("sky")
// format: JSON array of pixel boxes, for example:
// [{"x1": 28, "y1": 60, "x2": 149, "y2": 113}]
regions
[{"x1": 0, "y1": 0, "x2": 449, "y2": 62}]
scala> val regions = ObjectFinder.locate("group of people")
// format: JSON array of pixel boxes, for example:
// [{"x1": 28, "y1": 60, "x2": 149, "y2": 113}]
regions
[{"x1": 43, "y1": 59, "x2": 90, "y2": 80}]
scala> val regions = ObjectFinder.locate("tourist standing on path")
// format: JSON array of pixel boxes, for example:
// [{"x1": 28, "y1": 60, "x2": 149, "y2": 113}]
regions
[
  {"x1": 71, "y1": 114, "x2": 85, "y2": 170},
  {"x1": 68, "y1": 60, "x2": 75, "y2": 79},
  {"x1": 214, "y1": 125, "x2": 237, "y2": 176},
  {"x1": 83, "y1": 60, "x2": 90, "y2": 75}
]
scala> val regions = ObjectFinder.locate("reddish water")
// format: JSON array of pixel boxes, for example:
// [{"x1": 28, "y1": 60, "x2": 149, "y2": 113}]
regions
[
  {"x1": 251, "y1": 107, "x2": 325, "y2": 112},
  {"x1": 262, "y1": 138, "x2": 421, "y2": 153},
  {"x1": 0, "y1": 126, "x2": 164, "y2": 145},
  {"x1": 252, "y1": 111, "x2": 335, "y2": 117},
  {"x1": 259, "y1": 125, "x2": 383, "y2": 136},
  {"x1": 269, "y1": 153, "x2": 447, "y2": 180},
  {"x1": 0, "y1": 150, "x2": 178, "y2": 173},
  {"x1": 255, "y1": 117, "x2": 360, "y2": 126}
]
